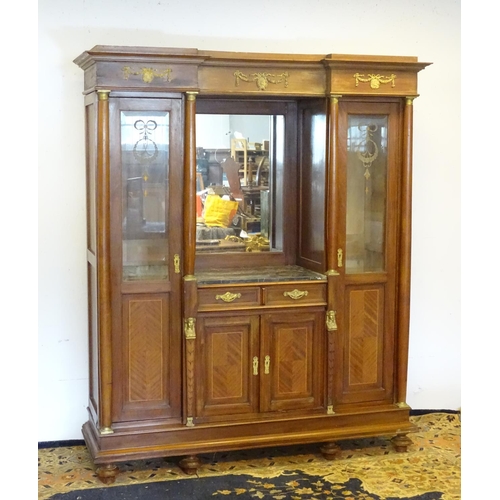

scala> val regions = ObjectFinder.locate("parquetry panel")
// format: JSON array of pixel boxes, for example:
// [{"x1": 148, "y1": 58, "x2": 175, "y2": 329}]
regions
[
  {"x1": 348, "y1": 289, "x2": 380, "y2": 385},
  {"x1": 127, "y1": 298, "x2": 163, "y2": 402},
  {"x1": 208, "y1": 331, "x2": 245, "y2": 402},
  {"x1": 275, "y1": 325, "x2": 310, "y2": 396}
]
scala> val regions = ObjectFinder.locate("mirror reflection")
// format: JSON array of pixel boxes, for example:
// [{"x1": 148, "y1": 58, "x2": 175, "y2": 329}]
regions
[{"x1": 195, "y1": 114, "x2": 283, "y2": 253}]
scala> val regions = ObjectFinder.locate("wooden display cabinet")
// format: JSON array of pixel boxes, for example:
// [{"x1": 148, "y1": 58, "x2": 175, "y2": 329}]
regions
[{"x1": 74, "y1": 46, "x2": 430, "y2": 483}]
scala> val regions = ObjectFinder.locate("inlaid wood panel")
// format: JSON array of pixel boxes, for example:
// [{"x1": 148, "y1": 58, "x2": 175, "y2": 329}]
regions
[
  {"x1": 118, "y1": 294, "x2": 177, "y2": 421},
  {"x1": 336, "y1": 285, "x2": 394, "y2": 405},
  {"x1": 349, "y1": 288, "x2": 380, "y2": 386},
  {"x1": 261, "y1": 311, "x2": 325, "y2": 412},
  {"x1": 127, "y1": 298, "x2": 164, "y2": 402},
  {"x1": 275, "y1": 324, "x2": 310, "y2": 394},
  {"x1": 197, "y1": 315, "x2": 259, "y2": 417}
]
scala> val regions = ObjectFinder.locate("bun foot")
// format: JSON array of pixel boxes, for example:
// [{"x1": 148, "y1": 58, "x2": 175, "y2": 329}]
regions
[
  {"x1": 320, "y1": 442, "x2": 341, "y2": 460},
  {"x1": 96, "y1": 464, "x2": 120, "y2": 484},
  {"x1": 392, "y1": 433, "x2": 413, "y2": 452},
  {"x1": 179, "y1": 455, "x2": 201, "y2": 475}
]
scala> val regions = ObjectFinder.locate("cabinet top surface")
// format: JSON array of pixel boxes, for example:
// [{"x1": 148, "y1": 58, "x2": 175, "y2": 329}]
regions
[{"x1": 196, "y1": 265, "x2": 326, "y2": 286}]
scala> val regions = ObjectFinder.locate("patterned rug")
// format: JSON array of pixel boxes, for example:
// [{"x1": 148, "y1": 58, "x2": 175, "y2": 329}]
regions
[{"x1": 38, "y1": 412, "x2": 460, "y2": 499}]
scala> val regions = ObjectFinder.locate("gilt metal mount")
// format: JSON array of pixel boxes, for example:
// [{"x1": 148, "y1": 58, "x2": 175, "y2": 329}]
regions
[
  {"x1": 123, "y1": 66, "x2": 172, "y2": 83},
  {"x1": 353, "y1": 72, "x2": 396, "y2": 89},
  {"x1": 234, "y1": 70, "x2": 289, "y2": 91}
]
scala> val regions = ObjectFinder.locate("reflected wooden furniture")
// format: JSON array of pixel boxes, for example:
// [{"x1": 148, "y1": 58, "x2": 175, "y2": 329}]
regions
[
  {"x1": 220, "y1": 156, "x2": 265, "y2": 232},
  {"x1": 230, "y1": 138, "x2": 248, "y2": 184},
  {"x1": 74, "y1": 46, "x2": 430, "y2": 484},
  {"x1": 220, "y1": 157, "x2": 244, "y2": 203}
]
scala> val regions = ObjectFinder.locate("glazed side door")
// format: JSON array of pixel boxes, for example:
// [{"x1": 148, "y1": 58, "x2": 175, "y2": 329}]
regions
[
  {"x1": 108, "y1": 97, "x2": 183, "y2": 423},
  {"x1": 334, "y1": 100, "x2": 402, "y2": 407}
]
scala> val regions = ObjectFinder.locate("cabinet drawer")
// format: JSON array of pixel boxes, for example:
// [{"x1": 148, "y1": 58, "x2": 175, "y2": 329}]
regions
[
  {"x1": 263, "y1": 283, "x2": 327, "y2": 307},
  {"x1": 198, "y1": 286, "x2": 261, "y2": 311}
]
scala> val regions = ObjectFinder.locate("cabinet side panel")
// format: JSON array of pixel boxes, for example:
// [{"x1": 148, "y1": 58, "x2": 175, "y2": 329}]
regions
[
  {"x1": 88, "y1": 262, "x2": 99, "y2": 417},
  {"x1": 85, "y1": 100, "x2": 99, "y2": 419},
  {"x1": 86, "y1": 102, "x2": 97, "y2": 254},
  {"x1": 297, "y1": 100, "x2": 326, "y2": 271}
]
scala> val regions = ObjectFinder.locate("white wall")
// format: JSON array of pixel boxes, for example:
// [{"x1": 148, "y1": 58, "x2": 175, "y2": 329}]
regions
[{"x1": 38, "y1": 0, "x2": 461, "y2": 441}]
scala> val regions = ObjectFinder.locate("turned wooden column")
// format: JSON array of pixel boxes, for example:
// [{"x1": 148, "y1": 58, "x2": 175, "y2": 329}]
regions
[
  {"x1": 182, "y1": 91, "x2": 198, "y2": 426},
  {"x1": 324, "y1": 94, "x2": 342, "y2": 414},
  {"x1": 396, "y1": 96, "x2": 416, "y2": 405},
  {"x1": 96, "y1": 89, "x2": 113, "y2": 434},
  {"x1": 183, "y1": 91, "x2": 198, "y2": 277}
]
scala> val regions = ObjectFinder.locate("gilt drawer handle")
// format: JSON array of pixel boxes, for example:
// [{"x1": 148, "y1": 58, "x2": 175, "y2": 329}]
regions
[
  {"x1": 283, "y1": 289, "x2": 309, "y2": 300},
  {"x1": 215, "y1": 292, "x2": 242, "y2": 302},
  {"x1": 264, "y1": 355, "x2": 270, "y2": 374}
]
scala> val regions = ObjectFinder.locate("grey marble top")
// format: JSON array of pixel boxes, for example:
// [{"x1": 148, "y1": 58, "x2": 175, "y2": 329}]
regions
[{"x1": 196, "y1": 265, "x2": 326, "y2": 285}]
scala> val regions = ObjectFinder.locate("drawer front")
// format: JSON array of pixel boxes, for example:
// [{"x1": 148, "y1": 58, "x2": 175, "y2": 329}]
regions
[
  {"x1": 263, "y1": 284, "x2": 327, "y2": 307},
  {"x1": 198, "y1": 286, "x2": 262, "y2": 311}
]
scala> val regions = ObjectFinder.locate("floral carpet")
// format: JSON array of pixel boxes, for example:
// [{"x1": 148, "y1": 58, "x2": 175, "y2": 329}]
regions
[{"x1": 38, "y1": 412, "x2": 460, "y2": 499}]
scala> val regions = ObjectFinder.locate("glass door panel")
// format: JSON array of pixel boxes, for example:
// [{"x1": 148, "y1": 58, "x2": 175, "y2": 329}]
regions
[
  {"x1": 121, "y1": 111, "x2": 169, "y2": 281},
  {"x1": 346, "y1": 115, "x2": 388, "y2": 274}
]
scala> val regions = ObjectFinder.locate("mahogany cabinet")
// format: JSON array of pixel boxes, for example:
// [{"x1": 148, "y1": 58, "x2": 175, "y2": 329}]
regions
[{"x1": 74, "y1": 46, "x2": 430, "y2": 483}]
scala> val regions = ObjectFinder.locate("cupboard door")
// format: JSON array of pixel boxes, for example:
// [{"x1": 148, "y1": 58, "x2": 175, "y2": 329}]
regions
[
  {"x1": 334, "y1": 100, "x2": 401, "y2": 406},
  {"x1": 196, "y1": 315, "x2": 260, "y2": 417},
  {"x1": 260, "y1": 310, "x2": 325, "y2": 412},
  {"x1": 109, "y1": 98, "x2": 183, "y2": 422}
]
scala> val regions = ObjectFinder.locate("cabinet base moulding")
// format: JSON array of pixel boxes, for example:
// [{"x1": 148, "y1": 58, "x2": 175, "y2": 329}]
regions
[{"x1": 82, "y1": 407, "x2": 417, "y2": 468}]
